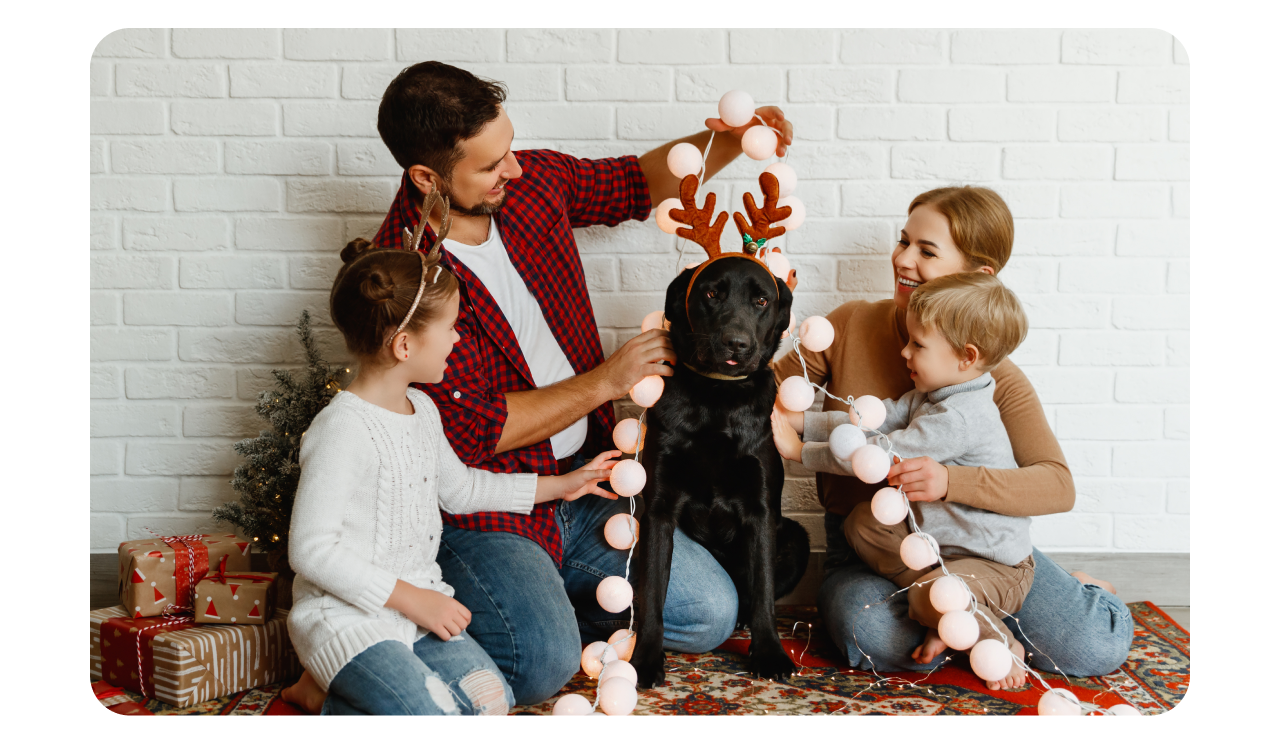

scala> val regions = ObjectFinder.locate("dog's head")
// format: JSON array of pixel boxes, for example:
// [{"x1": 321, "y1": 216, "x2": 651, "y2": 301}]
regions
[{"x1": 664, "y1": 255, "x2": 794, "y2": 377}]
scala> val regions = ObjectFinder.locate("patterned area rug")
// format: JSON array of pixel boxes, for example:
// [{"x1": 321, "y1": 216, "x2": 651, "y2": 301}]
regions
[{"x1": 93, "y1": 602, "x2": 1187, "y2": 716}]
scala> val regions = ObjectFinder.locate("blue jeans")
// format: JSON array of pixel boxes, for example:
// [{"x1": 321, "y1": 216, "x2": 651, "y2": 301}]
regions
[
  {"x1": 323, "y1": 632, "x2": 513, "y2": 716},
  {"x1": 438, "y1": 485, "x2": 738, "y2": 705},
  {"x1": 817, "y1": 513, "x2": 1134, "y2": 677}
]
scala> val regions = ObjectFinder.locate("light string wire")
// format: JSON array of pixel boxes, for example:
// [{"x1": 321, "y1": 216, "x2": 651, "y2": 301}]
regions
[{"x1": 787, "y1": 334, "x2": 1124, "y2": 715}]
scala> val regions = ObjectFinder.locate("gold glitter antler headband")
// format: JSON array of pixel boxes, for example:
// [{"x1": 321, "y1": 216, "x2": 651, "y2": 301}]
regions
[{"x1": 389, "y1": 189, "x2": 453, "y2": 345}]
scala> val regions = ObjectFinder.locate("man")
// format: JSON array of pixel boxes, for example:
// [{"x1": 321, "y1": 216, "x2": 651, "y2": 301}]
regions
[{"x1": 369, "y1": 61, "x2": 794, "y2": 704}]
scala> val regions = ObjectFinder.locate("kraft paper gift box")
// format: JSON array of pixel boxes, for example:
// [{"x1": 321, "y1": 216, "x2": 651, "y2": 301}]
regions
[
  {"x1": 193, "y1": 556, "x2": 278, "y2": 625},
  {"x1": 88, "y1": 605, "x2": 300, "y2": 708},
  {"x1": 117, "y1": 534, "x2": 252, "y2": 618}
]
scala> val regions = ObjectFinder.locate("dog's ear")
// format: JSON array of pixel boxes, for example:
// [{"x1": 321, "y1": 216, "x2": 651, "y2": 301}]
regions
[
  {"x1": 663, "y1": 266, "x2": 696, "y2": 332},
  {"x1": 771, "y1": 275, "x2": 795, "y2": 343}
]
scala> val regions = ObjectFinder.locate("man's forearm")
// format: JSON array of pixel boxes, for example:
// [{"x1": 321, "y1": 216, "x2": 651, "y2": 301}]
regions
[
  {"x1": 639, "y1": 129, "x2": 744, "y2": 205},
  {"x1": 495, "y1": 368, "x2": 612, "y2": 454}
]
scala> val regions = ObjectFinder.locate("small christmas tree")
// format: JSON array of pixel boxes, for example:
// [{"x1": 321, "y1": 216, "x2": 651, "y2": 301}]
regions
[{"x1": 213, "y1": 310, "x2": 350, "y2": 571}]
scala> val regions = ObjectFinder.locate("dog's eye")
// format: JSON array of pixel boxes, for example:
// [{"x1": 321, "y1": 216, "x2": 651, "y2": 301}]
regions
[
  {"x1": 755, "y1": 297, "x2": 768, "y2": 307},
  {"x1": 706, "y1": 290, "x2": 717, "y2": 299}
]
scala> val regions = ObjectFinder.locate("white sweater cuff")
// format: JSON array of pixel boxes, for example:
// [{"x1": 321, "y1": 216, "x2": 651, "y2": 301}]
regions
[{"x1": 353, "y1": 567, "x2": 399, "y2": 615}]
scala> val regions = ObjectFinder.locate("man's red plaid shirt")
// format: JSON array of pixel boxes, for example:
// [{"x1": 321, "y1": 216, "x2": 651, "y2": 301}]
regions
[{"x1": 371, "y1": 149, "x2": 652, "y2": 567}]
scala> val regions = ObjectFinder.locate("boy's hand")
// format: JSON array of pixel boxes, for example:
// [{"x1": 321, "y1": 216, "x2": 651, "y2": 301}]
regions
[
  {"x1": 771, "y1": 410, "x2": 804, "y2": 462},
  {"x1": 535, "y1": 450, "x2": 621, "y2": 503},
  {"x1": 386, "y1": 581, "x2": 471, "y2": 641},
  {"x1": 888, "y1": 456, "x2": 948, "y2": 502}
]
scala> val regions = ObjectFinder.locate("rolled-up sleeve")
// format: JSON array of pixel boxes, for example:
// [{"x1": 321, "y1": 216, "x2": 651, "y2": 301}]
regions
[{"x1": 531, "y1": 149, "x2": 652, "y2": 228}]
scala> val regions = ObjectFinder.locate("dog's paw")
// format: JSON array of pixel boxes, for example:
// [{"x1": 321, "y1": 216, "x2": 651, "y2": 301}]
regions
[
  {"x1": 747, "y1": 648, "x2": 797, "y2": 682},
  {"x1": 632, "y1": 648, "x2": 668, "y2": 689}
]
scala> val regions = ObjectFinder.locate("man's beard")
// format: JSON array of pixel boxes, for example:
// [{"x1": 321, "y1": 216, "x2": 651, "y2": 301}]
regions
[{"x1": 438, "y1": 180, "x2": 509, "y2": 218}]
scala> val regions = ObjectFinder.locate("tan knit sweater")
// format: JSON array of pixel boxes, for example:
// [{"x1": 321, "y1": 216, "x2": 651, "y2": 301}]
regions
[{"x1": 772, "y1": 298, "x2": 1074, "y2": 518}]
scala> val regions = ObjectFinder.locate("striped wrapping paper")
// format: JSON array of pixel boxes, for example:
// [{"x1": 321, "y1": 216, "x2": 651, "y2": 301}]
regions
[{"x1": 89, "y1": 605, "x2": 300, "y2": 708}]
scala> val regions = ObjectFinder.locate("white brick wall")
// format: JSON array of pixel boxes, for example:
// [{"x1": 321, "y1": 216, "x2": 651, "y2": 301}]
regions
[{"x1": 90, "y1": 28, "x2": 1190, "y2": 553}]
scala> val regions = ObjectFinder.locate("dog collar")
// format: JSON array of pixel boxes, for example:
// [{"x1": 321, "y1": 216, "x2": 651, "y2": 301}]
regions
[
  {"x1": 682, "y1": 363, "x2": 750, "y2": 381},
  {"x1": 683, "y1": 252, "x2": 780, "y2": 318}
]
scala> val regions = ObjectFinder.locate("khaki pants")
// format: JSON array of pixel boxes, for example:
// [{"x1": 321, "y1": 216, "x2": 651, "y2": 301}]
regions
[{"x1": 844, "y1": 501, "x2": 1035, "y2": 644}]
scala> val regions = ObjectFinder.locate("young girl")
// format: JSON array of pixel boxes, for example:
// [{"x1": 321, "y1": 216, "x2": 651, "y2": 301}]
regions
[{"x1": 281, "y1": 236, "x2": 620, "y2": 715}]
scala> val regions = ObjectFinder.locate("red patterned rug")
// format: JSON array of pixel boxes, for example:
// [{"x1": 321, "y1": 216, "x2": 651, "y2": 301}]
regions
[{"x1": 93, "y1": 602, "x2": 1187, "y2": 716}]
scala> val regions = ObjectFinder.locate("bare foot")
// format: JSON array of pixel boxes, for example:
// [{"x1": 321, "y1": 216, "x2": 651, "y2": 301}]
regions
[
  {"x1": 985, "y1": 637, "x2": 1027, "y2": 691},
  {"x1": 1071, "y1": 571, "x2": 1117, "y2": 595},
  {"x1": 911, "y1": 628, "x2": 948, "y2": 665},
  {"x1": 282, "y1": 669, "x2": 326, "y2": 714}
]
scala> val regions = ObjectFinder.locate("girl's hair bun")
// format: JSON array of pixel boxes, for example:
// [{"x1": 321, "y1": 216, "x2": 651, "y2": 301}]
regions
[
  {"x1": 341, "y1": 237, "x2": 377, "y2": 264},
  {"x1": 359, "y1": 269, "x2": 397, "y2": 305}
]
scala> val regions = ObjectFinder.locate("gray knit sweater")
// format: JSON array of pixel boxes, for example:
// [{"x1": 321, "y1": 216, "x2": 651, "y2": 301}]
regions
[{"x1": 801, "y1": 373, "x2": 1032, "y2": 566}]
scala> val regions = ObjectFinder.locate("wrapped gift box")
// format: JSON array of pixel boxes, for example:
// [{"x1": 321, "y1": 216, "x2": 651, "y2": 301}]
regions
[
  {"x1": 194, "y1": 557, "x2": 277, "y2": 625},
  {"x1": 117, "y1": 534, "x2": 252, "y2": 618},
  {"x1": 89, "y1": 605, "x2": 300, "y2": 708}
]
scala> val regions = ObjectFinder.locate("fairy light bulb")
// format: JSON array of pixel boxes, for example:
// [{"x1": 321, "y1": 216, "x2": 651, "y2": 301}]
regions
[
  {"x1": 607, "y1": 628, "x2": 636, "y2": 662},
  {"x1": 777, "y1": 376, "x2": 816, "y2": 412},
  {"x1": 599, "y1": 659, "x2": 638, "y2": 685},
  {"x1": 552, "y1": 693, "x2": 593, "y2": 715},
  {"x1": 718, "y1": 90, "x2": 755, "y2": 128},
  {"x1": 1038, "y1": 688, "x2": 1082, "y2": 716},
  {"x1": 870, "y1": 486, "x2": 908, "y2": 525},
  {"x1": 641, "y1": 310, "x2": 667, "y2": 332},
  {"x1": 581, "y1": 641, "x2": 619, "y2": 678},
  {"x1": 1108, "y1": 704, "x2": 1141, "y2": 716},
  {"x1": 899, "y1": 532, "x2": 938, "y2": 571},
  {"x1": 596, "y1": 576, "x2": 634, "y2": 613},
  {"x1": 799, "y1": 316, "x2": 835, "y2": 352},
  {"x1": 609, "y1": 460, "x2": 647, "y2": 498},
  {"x1": 655, "y1": 198, "x2": 685, "y2": 235},
  {"x1": 777, "y1": 196, "x2": 806, "y2": 231},
  {"x1": 612, "y1": 418, "x2": 643, "y2": 454},
  {"x1": 850, "y1": 444, "x2": 891, "y2": 484},
  {"x1": 666, "y1": 142, "x2": 703, "y2": 179},
  {"x1": 630, "y1": 375, "x2": 664, "y2": 408},
  {"x1": 742, "y1": 125, "x2": 778, "y2": 160},
  {"x1": 850, "y1": 395, "x2": 886, "y2": 430},
  {"x1": 829, "y1": 424, "x2": 867, "y2": 460},
  {"x1": 765, "y1": 251, "x2": 791, "y2": 280},
  {"x1": 604, "y1": 513, "x2": 639, "y2": 550},
  {"x1": 938, "y1": 610, "x2": 979, "y2": 650},
  {"x1": 764, "y1": 162, "x2": 797, "y2": 198},
  {"x1": 929, "y1": 575, "x2": 970, "y2": 614},
  {"x1": 969, "y1": 639, "x2": 1013, "y2": 682},
  {"x1": 598, "y1": 676, "x2": 638, "y2": 715}
]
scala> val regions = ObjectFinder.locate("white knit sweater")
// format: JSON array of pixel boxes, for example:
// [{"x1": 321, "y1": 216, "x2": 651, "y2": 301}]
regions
[{"x1": 287, "y1": 388, "x2": 536, "y2": 690}]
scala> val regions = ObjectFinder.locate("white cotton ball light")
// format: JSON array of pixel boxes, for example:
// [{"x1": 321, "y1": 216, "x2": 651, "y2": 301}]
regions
[
  {"x1": 581, "y1": 640, "x2": 619, "y2": 679},
  {"x1": 598, "y1": 676, "x2": 639, "y2": 716},
  {"x1": 742, "y1": 125, "x2": 778, "y2": 161},
  {"x1": 829, "y1": 424, "x2": 867, "y2": 460},
  {"x1": 596, "y1": 575, "x2": 634, "y2": 613},
  {"x1": 777, "y1": 376, "x2": 815, "y2": 412},
  {"x1": 630, "y1": 375, "x2": 664, "y2": 408},
  {"x1": 718, "y1": 90, "x2": 756, "y2": 128},
  {"x1": 1038, "y1": 688, "x2": 1082, "y2": 716},
  {"x1": 641, "y1": 310, "x2": 668, "y2": 332},
  {"x1": 765, "y1": 252, "x2": 791, "y2": 281},
  {"x1": 666, "y1": 142, "x2": 703, "y2": 179},
  {"x1": 552, "y1": 693, "x2": 593, "y2": 715},
  {"x1": 609, "y1": 460, "x2": 647, "y2": 498},
  {"x1": 655, "y1": 198, "x2": 685, "y2": 235},
  {"x1": 604, "y1": 513, "x2": 639, "y2": 550},
  {"x1": 899, "y1": 532, "x2": 938, "y2": 571},
  {"x1": 788, "y1": 312, "x2": 795, "y2": 333},
  {"x1": 764, "y1": 162, "x2": 797, "y2": 198},
  {"x1": 799, "y1": 316, "x2": 834, "y2": 353},
  {"x1": 612, "y1": 418, "x2": 642, "y2": 454},
  {"x1": 1108, "y1": 703, "x2": 1141, "y2": 716},
  {"x1": 930, "y1": 575, "x2": 971, "y2": 614},
  {"x1": 850, "y1": 444, "x2": 891, "y2": 484},
  {"x1": 777, "y1": 196, "x2": 806, "y2": 231},
  {"x1": 938, "y1": 610, "x2": 979, "y2": 651},
  {"x1": 969, "y1": 639, "x2": 1013, "y2": 682},
  {"x1": 600, "y1": 659, "x2": 638, "y2": 686},
  {"x1": 850, "y1": 395, "x2": 886, "y2": 430},
  {"x1": 870, "y1": 486, "x2": 907, "y2": 525},
  {"x1": 607, "y1": 629, "x2": 636, "y2": 662}
]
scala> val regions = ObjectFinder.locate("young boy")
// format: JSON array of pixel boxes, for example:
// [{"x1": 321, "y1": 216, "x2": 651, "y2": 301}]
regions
[{"x1": 772, "y1": 271, "x2": 1035, "y2": 690}]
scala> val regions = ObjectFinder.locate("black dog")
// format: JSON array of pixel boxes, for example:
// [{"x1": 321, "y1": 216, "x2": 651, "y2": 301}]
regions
[{"x1": 631, "y1": 254, "x2": 811, "y2": 688}]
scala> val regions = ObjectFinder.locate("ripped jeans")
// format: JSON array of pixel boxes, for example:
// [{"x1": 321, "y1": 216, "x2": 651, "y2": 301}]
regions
[{"x1": 323, "y1": 632, "x2": 513, "y2": 716}]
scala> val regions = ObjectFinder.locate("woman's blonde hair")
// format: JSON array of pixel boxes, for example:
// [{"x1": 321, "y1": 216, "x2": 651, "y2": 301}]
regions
[
  {"x1": 908, "y1": 186, "x2": 1014, "y2": 273},
  {"x1": 908, "y1": 272, "x2": 1027, "y2": 371}
]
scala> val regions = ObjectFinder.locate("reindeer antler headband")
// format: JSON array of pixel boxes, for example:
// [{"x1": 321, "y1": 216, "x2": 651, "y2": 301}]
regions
[
  {"x1": 388, "y1": 189, "x2": 453, "y2": 345},
  {"x1": 675, "y1": 171, "x2": 792, "y2": 316}
]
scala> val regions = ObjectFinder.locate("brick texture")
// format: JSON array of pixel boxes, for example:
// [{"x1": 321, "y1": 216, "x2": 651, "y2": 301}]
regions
[{"x1": 89, "y1": 28, "x2": 1191, "y2": 553}]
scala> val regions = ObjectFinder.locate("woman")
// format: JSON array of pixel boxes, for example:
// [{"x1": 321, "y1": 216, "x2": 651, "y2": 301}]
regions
[{"x1": 772, "y1": 185, "x2": 1133, "y2": 678}]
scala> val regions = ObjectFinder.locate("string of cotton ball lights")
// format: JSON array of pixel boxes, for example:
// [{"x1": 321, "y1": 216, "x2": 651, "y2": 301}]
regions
[{"x1": 775, "y1": 330, "x2": 1140, "y2": 716}]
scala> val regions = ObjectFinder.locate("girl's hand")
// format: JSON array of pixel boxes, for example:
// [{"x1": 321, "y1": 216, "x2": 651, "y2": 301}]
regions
[
  {"x1": 386, "y1": 580, "x2": 471, "y2": 641},
  {"x1": 705, "y1": 105, "x2": 794, "y2": 158},
  {"x1": 535, "y1": 450, "x2": 621, "y2": 503},
  {"x1": 771, "y1": 410, "x2": 804, "y2": 462},
  {"x1": 888, "y1": 456, "x2": 949, "y2": 502}
]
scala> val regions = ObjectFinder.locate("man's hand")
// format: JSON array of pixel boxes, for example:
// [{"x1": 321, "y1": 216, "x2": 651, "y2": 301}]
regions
[
  {"x1": 706, "y1": 105, "x2": 794, "y2": 158},
  {"x1": 887, "y1": 456, "x2": 949, "y2": 502},
  {"x1": 595, "y1": 329, "x2": 676, "y2": 401},
  {"x1": 386, "y1": 580, "x2": 471, "y2": 641}
]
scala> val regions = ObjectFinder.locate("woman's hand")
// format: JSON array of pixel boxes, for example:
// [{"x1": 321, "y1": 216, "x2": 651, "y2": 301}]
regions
[
  {"x1": 705, "y1": 105, "x2": 794, "y2": 158},
  {"x1": 535, "y1": 450, "x2": 621, "y2": 503},
  {"x1": 386, "y1": 580, "x2": 471, "y2": 641},
  {"x1": 771, "y1": 410, "x2": 804, "y2": 462},
  {"x1": 888, "y1": 456, "x2": 949, "y2": 502}
]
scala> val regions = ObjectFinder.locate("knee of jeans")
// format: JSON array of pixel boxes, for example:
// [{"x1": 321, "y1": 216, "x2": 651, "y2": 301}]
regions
[
  {"x1": 668, "y1": 583, "x2": 738, "y2": 653},
  {"x1": 424, "y1": 672, "x2": 461, "y2": 715},
  {"x1": 512, "y1": 639, "x2": 580, "y2": 706},
  {"x1": 1078, "y1": 596, "x2": 1135, "y2": 676},
  {"x1": 819, "y1": 571, "x2": 897, "y2": 662},
  {"x1": 459, "y1": 669, "x2": 511, "y2": 716}
]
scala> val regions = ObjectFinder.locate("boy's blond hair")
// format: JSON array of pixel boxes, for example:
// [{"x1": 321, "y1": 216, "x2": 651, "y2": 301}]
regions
[{"x1": 907, "y1": 272, "x2": 1028, "y2": 371}]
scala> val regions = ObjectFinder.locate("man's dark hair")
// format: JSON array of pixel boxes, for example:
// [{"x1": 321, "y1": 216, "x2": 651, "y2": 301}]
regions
[{"x1": 377, "y1": 61, "x2": 508, "y2": 181}]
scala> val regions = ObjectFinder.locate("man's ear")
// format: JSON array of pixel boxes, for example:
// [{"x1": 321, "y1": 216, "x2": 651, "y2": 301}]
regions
[
  {"x1": 663, "y1": 267, "x2": 695, "y2": 331},
  {"x1": 407, "y1": 165, "x2": 442, "y2": 197}
]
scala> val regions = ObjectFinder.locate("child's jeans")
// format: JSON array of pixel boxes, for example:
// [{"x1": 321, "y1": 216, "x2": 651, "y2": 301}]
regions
[{"x1": 323, "y1": 631, "x2": 513, "y2": 715}]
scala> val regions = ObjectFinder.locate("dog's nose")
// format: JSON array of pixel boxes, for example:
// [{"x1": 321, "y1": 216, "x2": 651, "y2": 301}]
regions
[{"x1": 721, "y1": 333, "x2": 751, "y2": 355}]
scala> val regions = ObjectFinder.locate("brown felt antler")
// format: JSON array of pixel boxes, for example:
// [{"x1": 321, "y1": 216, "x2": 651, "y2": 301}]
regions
[
  {"x1": 668, "y1": 174, "x2": 729, "y2": 260},
  {"x1": 402, "y1": 188, "x2": 452, "y2": 259},
  {"x1": 733, "y1": 172, "x2": 791, "y2": 255}
]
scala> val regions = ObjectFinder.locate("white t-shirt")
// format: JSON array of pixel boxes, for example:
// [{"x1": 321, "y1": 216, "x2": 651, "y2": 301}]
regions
[{"x1": 444, "y1": 219, "x2": 588, "y2": 459}]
